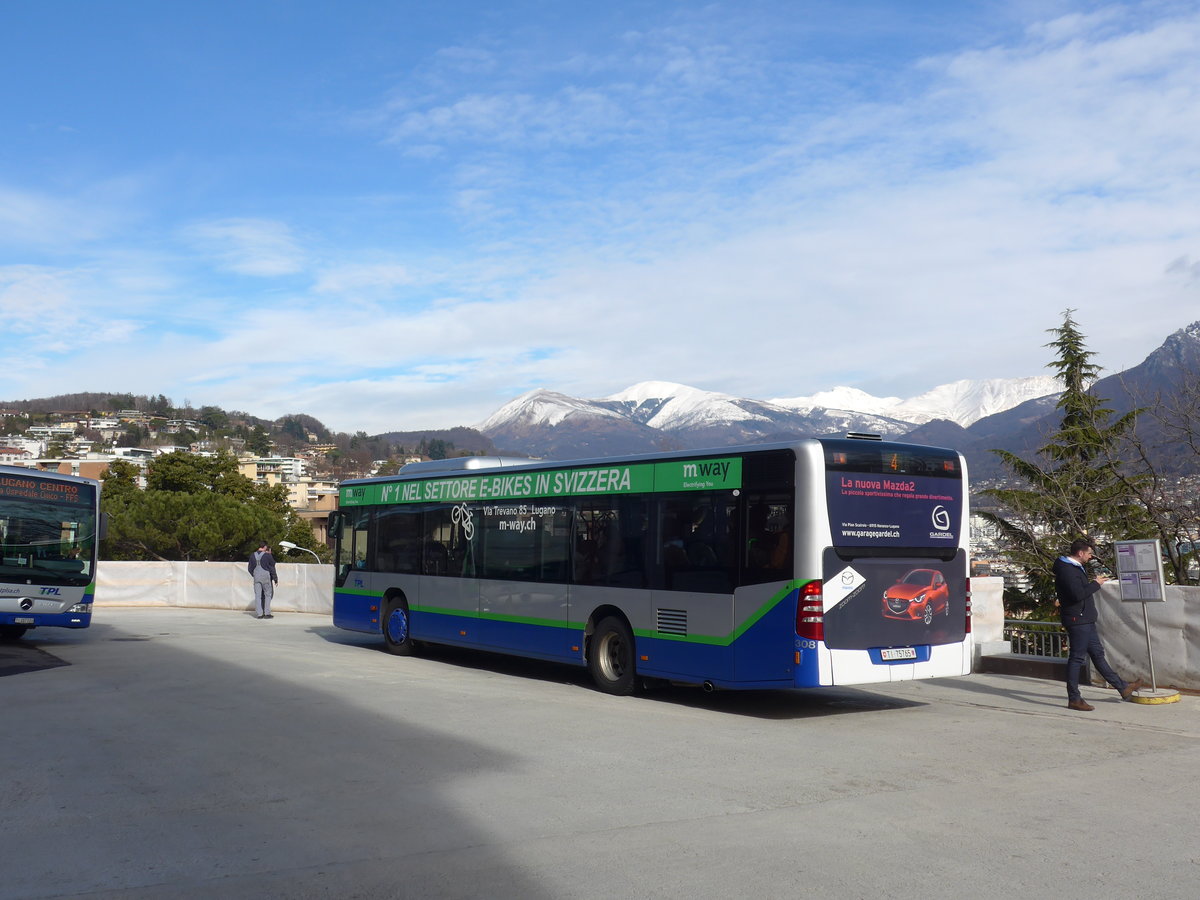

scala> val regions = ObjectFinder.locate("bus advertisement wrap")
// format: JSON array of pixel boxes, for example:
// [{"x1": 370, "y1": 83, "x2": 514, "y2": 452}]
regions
[
  {"x1": 341, "y1": 457, "x2": 744, "y2": 507},
  {"x1": 825, "y1": 472, "x2": 962, "y2": 548},
  {"x1": 821, "y1": 549, "x2": 968, "y2": 650}
]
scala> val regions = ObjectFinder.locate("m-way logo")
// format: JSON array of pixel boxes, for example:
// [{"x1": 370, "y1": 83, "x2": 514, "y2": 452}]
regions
[{"x1": 681, "y1": 461, "x2": 731, "y2": 480}]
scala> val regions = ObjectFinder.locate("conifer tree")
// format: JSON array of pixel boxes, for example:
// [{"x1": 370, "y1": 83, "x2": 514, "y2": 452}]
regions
[
  {"x1": 99, "y1": 450, "x2": 316, "y2": 561},
  {"x1": 981, "y1": 310, "x2": 1152, "y2": 615}
]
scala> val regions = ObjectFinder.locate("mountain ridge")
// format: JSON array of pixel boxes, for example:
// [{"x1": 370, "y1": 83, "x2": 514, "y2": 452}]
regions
[
  {"x1": 474, "y1": 321, "x2": 1200, "y2": 476},
  {"x1": 477, "y1": 376, "x2": 1059, "y2": 459}
]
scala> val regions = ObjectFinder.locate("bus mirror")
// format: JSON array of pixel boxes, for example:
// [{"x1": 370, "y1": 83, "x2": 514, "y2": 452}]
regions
[
  {"x1": 327, "y1": 511, "x2": 342, "y2": 540},
  {"x1": 98, "y1": 511, "x2": 110, "y2": 541}
]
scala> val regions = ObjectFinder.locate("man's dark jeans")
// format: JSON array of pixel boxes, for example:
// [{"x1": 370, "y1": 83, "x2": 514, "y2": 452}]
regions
[{"x1": 1065, "y1": 621, "x2": 1127, "y2": 701}]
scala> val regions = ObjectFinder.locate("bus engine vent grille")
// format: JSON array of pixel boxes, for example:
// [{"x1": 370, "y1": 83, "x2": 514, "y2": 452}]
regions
[{"x1": 656, "y1": 608, "x2": 688, "y2": 635}]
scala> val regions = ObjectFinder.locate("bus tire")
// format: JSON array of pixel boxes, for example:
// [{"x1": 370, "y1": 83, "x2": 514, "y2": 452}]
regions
[
  {"x1": 382, "y1": 597, "x2": 415, "y2": 656},
  {"x1": 0, "y1": 625, "x2": 29, "y2": 641},
  {"x1": 589, "y1": 616, "x2": 637, "y2": 696}
]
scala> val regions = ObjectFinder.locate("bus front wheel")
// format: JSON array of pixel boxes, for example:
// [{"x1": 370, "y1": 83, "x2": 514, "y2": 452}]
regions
[
  {"x1": 0, "y1": 625, "x2": 29, "y2": 641},
  {"x1": 382, "y1": 598, "x2": 415, "y2": 656},
  {"x1": 589, "y1": 616, "x2": 637, "y2": 696}
]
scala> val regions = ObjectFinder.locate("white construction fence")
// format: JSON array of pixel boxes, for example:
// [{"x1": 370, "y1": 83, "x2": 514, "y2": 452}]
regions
[
  {"x1": 96, "y1": 561, "x2": 334, "y2": 616},
  {"x1": 1099, "y1": 582, "x2": 1200, "y2": 691}
]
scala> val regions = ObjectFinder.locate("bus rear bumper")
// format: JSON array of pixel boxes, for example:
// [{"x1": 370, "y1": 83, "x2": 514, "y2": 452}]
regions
[{"x1": 823, "y1": 641, "x2": 971, "y2": 685}]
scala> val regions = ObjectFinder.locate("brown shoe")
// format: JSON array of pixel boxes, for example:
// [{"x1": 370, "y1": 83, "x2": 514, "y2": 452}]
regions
[
  {"x1": 1120, "y1": 679, "x2": 1145, "y2": 700},
  {"x1": 1067, "y1": 699, "x2": 1095, "y2": 711}
]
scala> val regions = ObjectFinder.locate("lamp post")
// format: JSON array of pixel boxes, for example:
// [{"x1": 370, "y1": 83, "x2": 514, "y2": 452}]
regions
[{"x1": 279, "y1": 540, "x2": 322, "y2": 563}]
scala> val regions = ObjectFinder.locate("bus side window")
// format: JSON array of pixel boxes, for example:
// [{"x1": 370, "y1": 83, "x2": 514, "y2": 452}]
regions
[
  {"x1": 657, "y1": 496, "x2": 734, "y2": 593},
  {"x1": 423, "y1": 540, "x2": 448, "y2": 575},
  {"x1": 573, "y1": 498, "x2": 648, "y2": 588},
  {"x1": 374, "y1": 507, "x2": 421, "y2": 574},
  {"x1": 335, "y1": 509, "x2": 371, "y2": 585},
  {"x1": 422, "y1": 506, "x2": 476, "y2": 578},
  {"x1": 744, "y1": 494, "x2": 793, "y2": 584}
]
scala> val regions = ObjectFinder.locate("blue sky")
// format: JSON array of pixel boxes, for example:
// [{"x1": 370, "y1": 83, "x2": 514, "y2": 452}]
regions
[{"x1": 3, "y1": 1, "x2": 1199, "y2": 434}]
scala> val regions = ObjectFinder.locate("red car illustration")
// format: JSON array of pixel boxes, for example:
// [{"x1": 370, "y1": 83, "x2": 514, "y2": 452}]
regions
[{"x1": 882, "y1": 568, "x2": 950, "y2": 624}]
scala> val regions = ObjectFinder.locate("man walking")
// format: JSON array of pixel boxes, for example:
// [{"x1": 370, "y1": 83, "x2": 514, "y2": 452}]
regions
[
  {"x1": 248, "y1": 541, "x2": 279, "y2": 620},
  {"x1": 1055, "y1": 538, "x2": 1142, "y2": 711}
]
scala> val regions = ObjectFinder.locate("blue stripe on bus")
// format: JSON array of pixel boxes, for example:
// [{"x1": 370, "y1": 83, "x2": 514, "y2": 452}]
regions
[{"x1": 334, "y1": 585, "x2": 803, "y2": 689}]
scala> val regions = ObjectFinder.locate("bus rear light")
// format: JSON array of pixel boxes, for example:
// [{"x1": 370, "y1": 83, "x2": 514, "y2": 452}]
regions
[
  {"x1": 796, "y1": 581, "x2": 825, "y2": 642},
  {"x1": 964, "y1": 578, "x2": 972, "y2": 634}
]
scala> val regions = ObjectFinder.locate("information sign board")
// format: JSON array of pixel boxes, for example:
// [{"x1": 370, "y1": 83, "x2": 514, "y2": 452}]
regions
[{"x1": 1114, "y1": 539, "x2": 1166, "y2": 602}]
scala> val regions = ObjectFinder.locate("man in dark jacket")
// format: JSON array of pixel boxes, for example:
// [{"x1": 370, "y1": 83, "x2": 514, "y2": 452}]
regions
[
  {"x1": 248, "y1": 542, "x2": 279, "y2": 620},
  {"x1": 1055, "y1": 538, "x2": 1142, "y2": 711}
]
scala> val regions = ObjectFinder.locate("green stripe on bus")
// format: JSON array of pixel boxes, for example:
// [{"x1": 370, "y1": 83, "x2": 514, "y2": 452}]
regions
[
  {"x1": 343, "y1": 580, "x2": 801, "y2": 647},
  {"x1": 632, "y1": 581, "x2": 803, "y2": 647},
  {"x1": 340, "y1": 456, "x2": 742, "y2": 506},
  {"x1": 336, "y1": 587, "x2": 380, "y2": 598}
]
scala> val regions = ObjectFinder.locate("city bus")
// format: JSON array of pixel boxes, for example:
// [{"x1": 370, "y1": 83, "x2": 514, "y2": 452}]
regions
[
  {"x1": 0, "y1": 466, "x2": 106, "y2": 640},
  {"x1": 329, "y1": 436, "x2": 971, "y2": 694}
]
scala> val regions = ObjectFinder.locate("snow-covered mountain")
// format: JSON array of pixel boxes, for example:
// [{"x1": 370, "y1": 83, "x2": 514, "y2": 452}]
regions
[
  {"x1": 771, "y1": 376, "x2": 1061, "y2": 428},
  {"x1": 478, "y1": 376, "x2": 1056, "y2": 458},
  {"x1": 466, "y1": 321, "x2": 1200, "y2": 471}
]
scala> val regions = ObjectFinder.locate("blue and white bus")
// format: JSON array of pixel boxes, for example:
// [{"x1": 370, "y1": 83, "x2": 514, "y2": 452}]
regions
[
  {"x1": 0, "y1": 466, "x2": 105, "y2": 641},
  {"x1": 330, "y1": 437, "x2": 971, "y2": 694}
]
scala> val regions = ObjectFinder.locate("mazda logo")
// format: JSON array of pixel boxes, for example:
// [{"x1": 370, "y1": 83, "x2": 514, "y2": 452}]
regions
[{"x1": 19, "y1": 598, "x2": 33, "y2": 611}]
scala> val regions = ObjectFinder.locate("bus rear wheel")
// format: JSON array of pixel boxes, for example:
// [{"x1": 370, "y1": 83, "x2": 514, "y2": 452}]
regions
[
  {"x1": 382, "y1": 598, "x2": 415, "y2": 656},
  {"x1": 589, "y1": 616, "x2": 637, "y2": 696},
  {"x1": 0, "y1": 625, "x2": 29, "y2": 641}
]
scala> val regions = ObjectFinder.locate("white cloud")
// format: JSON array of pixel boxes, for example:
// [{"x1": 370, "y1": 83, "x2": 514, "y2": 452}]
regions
[
  {"x1": 0, "y1": 266, "x2": 69, "y2": 329},
  {"x1": 0, "y1": 188, "x2": 109, "y2": 248},
  {"x1": 312, "y1": 263, "x2": 415, "y2": 295},
  {"x1": 181, "y1": 218, "x2": 306, "y2": 277}
]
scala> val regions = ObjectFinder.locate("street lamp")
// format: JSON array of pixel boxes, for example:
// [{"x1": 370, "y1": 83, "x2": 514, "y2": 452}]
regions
[{"x1": 279, "y1": 540, "x2": 322, "y2": 563}]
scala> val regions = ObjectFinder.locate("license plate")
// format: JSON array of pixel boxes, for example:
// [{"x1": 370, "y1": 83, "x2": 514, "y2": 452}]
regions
[
  {"x1": 14, "y1": 617, "x2": 35, "y2": 624},
  {"x1": 880, "y1": 647, "x2": 917, "y2": 661}
]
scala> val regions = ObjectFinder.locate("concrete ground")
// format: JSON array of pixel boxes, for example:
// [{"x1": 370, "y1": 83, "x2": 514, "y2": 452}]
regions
[{"x1": 2, "y1": 608, "x2": 1198, "y2": 900}]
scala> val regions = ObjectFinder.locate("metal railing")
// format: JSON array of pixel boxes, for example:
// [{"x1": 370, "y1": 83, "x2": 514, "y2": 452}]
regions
[{"x1": 1003, "y1": 619, "x2": 1067, "y2": 657}]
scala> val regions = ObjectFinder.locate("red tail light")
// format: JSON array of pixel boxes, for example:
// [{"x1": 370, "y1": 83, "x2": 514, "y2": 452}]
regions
[
  {"x1": 964, "y1": 577, "x2": 973, "y2": 634},
  {"x1": 796, "y1": 580, "x2": 825, "y2": 642}
]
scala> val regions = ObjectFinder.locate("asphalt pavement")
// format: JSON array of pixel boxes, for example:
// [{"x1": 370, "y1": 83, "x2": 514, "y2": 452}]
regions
[{"x1": 2, "y1": 608, "x2": 1198, "y2": 899}]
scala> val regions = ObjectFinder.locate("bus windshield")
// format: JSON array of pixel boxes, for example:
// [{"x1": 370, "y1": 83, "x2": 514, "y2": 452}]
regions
[{"x1": 0, "y1": 473, "x2": 98, "y2": 586}]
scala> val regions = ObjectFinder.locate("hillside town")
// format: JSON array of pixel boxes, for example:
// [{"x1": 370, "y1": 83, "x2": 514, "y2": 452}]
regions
[{"x1": 0, "y1": 405, "x2": 434, "y2": 546}]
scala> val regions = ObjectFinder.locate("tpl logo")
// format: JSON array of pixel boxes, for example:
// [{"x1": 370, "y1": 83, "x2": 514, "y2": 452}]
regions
[{"x1": 40, "y1": 587, "x2": 61, "y2": 596}]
